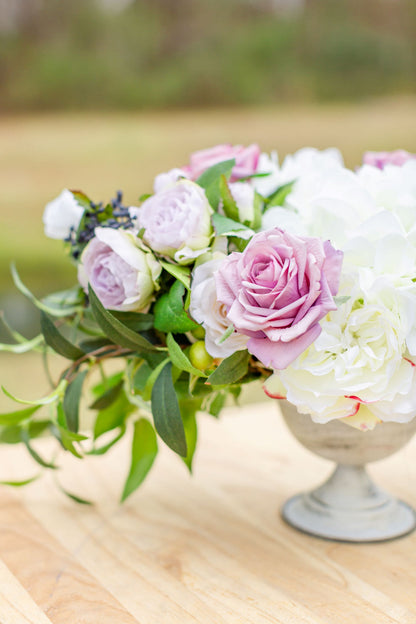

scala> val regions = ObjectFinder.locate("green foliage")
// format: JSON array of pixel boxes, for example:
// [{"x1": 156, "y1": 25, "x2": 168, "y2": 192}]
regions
[
  {"x1": 154, "y1": 281, "x2": 199, "y2": 333},
  {"x1": 89, "y1": 285, "x2": 157, "y2": 352},
  {"x1": 208, "y1": 350, "x2": 250, "y2": 386},
  {"x1": 151, "y1": 362, "x2": 187, "y2": 457},
  {"x1": 121, "y1": 419, "x2": 158, "y2": 502}
]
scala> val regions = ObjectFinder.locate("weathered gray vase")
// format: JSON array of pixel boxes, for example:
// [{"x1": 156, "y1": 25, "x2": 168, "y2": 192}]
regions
[{"x1": 280, "y1": 400, "x2": 416, "y2": 542}]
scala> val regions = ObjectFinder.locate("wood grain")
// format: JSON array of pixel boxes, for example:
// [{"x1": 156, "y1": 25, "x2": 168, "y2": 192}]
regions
[{"x1": 0, "y1": 402, "x2": 415, "y2": 623}]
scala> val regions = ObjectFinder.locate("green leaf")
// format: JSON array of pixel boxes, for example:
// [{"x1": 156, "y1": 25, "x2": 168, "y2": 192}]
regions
[
  {"x1": 181, "y1": 405, "x2": 198, "y2": 472},
  {"x1": 251, "y1": 191, "x2": 263, "y2": 230},
  {"x1": 56, "y1": 480, "x2": 93, "y2": 505},
  {"x1": 2, "y1": 378, "x2": 67, "y2": 406},
  {"x1": 132, "y1": 361, "x2": 152, "y2": 393},
  {"x1": 218, "y1": 324, "x2": 234, "y2": 345},
  {"x1": 0, "y1": 475, "x2": 40, "y2": 487},
  {"x1": 21, "y1": 430, "x2": 58, "y2": 469},
  {"x1": 121, "y1": 418, "x2": 158, "y2": 502},
  {"x1": 93, "y1": 391, "x2": 135, "y2": 439},
  {"x1": 166, "y1": 333, "x2": 207, "y2": 377},
  {"x1": 11, "y1": 264, "x2": 82, "y2": 317},
  {"x1": 139, "y1": 193, "x2": 152, "y2": 202},
  {"x1": 151, "y1": 362, "x2": 187, "y2": 457},
  {"x1": 212, "y1": 213, "x2": 253, "y2": 238},
  {"x1": 160, "y1": 262, "x2": 191, "y2": 290},
  {"x1": 265, "y1": 180, "x2": 295, "y2": 208},
  {"x1": 196, "y1": 158, "x2": 235, "y2": 208},
  {"x1": 0, "y1": 334, "x2": 44, "y2": 354},
  {"x1": 219, "y1": 175, "x2": 239, "y2": 221},
  {"x1": 142, "y1": 358, "x2": 170, "y2": 402},
  {"x1": 110, "y1": 311, "x2": 154, "y2": 332},
  {"x1": 89, "y1": 285, "x2": 157, "y2": 352},
  {"x1": 41, "y1": 287, "x2": 85, "y2": 314},
  {"x1": 153, "y1": 281, "x2": 199, "y2": 333},
  {"x1": 207, "y1": 350, "x2": 250, "y2": 385},
  {"x1": 79, "y1": 337, "x2": 113, "y2": 353},
  {"x1": 0, "y1": 405, "x2": 41, "y2": 427},
  {"x1": 40, "y1": 312, "x2": 85, "y2": 360},
  {"x1": 0, "y1": 420, "x2": 50, "y2": 445},
  {"x1": 87, "y1": 425, "x2": 126, "y2": 455},
  {"x1": 89, "y1": 380, "x2": 124, "y2": 410},
  {"x1": 63, "y1": 370, "x2": 88, "y2": 432},
  {"x1": 207, "y1": 391, "x2": 227, "y2": 417}
]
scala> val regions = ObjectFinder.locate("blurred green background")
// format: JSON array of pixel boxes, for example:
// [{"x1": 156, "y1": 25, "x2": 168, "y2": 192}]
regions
[{"x1": 0, "y1": 0, "x2": 416, "y2": 341}]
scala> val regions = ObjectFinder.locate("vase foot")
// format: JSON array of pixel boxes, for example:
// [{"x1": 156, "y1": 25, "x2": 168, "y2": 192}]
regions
[{"x1": 281, "y1": 465, "x2": 416, "y2": 542}]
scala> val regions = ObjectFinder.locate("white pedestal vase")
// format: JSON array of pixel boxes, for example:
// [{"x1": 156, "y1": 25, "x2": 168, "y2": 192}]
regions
[{"x1": 279, "y1": 400, "x2": 416, "y2": 542}]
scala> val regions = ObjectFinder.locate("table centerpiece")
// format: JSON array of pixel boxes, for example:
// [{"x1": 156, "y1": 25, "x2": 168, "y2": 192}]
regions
[{"x1": 1, "y1": 143, "x2": 416, "y2": 541}]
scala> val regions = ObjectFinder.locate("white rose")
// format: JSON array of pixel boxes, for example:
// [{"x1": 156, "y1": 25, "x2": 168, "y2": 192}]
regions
[
  {"x1": 43, "y1": 189, "x2": 85, "y2": 240},
  {"x1": 189, "y1": 256, "x2": 248, "y2": 358}
]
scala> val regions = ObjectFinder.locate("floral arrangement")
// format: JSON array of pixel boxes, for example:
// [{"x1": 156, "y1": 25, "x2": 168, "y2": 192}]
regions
[{"x1": 2, "y1": 144, "x2": 416, "y2": 501}]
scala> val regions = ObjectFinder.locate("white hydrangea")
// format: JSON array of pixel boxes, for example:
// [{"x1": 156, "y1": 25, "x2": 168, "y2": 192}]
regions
[{"x1": 266, "y1": 271, "x2": 416, "y2": 429}]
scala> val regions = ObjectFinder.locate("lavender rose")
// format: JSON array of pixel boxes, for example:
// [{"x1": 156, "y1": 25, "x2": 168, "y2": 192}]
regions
[
  {"x1": 183, "y1": 144, "x2": 261, "y2": 182},
  {"x1": 78, "y1": 227, "x2": 161, "y2": 312},
  {"x1": 214, "y1": 228, "x2": 343, "y2": 369},
  {"x1": 363, "y1": 150, "x2": 416, "y2": 169},
  {"x1": 137, "y1": 180, "x2": 213, "y2": 264}
]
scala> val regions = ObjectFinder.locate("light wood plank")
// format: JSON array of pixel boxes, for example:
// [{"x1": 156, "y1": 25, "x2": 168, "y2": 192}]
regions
[{"x1": 0, "y1": 403, "x2": 416, "y2": 623}]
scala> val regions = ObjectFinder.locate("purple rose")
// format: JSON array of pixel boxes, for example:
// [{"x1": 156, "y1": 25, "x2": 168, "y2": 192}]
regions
[
  {"x1": 137, "y1": 180, "x2": 212, "y2": 264},
  {"x1": 78, "y1": 227, "x2": 161, "y2": 312},
  {"x1": 214, "y1": 228, "x2": 343, "y2": 369},
  {"x1": 183, "y1": 144, "x2": 261, "y2": 182},
  {"x1": 363, "y1": 150, "x2": 416, "y2": 169}
]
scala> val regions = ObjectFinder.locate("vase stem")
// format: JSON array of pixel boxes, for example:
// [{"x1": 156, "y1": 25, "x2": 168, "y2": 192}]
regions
[{"x1": 282, "y1": 462, "x2": 416, "y2": 542}]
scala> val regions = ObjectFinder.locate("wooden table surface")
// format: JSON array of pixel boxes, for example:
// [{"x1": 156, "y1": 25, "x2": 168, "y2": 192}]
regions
[{"x1": 1, "y1": 401, "x2": 416, "y2": 624}]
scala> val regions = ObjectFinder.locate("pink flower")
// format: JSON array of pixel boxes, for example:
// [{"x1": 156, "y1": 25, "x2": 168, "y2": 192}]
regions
[
  {"x1": 214, "y1": 228, "x2": 343, "y2": 369},
  {"x1": 363, "y1": 150, "x2": 416, "y2": 169},
  {"x1": 183, "y1": 144, "x2": 261, "y2": 182}
]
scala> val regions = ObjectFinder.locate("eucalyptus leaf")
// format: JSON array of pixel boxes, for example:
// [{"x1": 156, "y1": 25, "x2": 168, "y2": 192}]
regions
[
  {"x1": 121, "y1": 419, "x2": 158, "y2": 501},
  {"x1": 93, "y1": 391, "x2": 135, "y2": 440},
  {"x1": 40, "y1": 312, "x2": 85, "y2": 360},
  {"x1": 87, "y1": 425, "x2": 126, "y2": 456},
  {"x1": 89, "y1": 380, "x2": 124, "y2": 410},
  {"x1": 181, "y1": 405, "x2": 197, "y2": 473},
  {"x1": 2, "y1": 378, "x2": 67, "y2": 406},
  {"x1": 21, "y1": 429, "x2": 58, "y2": 469},
  {"x1": 63, "y1": 370, "x2": 88, "y2": 432},
  {"x1": 11, "y1": 264, "x2": 82, "y2": 317},
  {"x1": 89, "y1": 285, "x2": 157, "y2": 352},
  {"x1": 166, "y1": 333, "x2": 207, "y2": 377},
  {"x1": 110, "y1": 311, "x2": 154, "y2": 332},
  {"x1": 207, "y1": 350, "x2": 250, "y2": 385},
  {"x1": 0, "y1": 475, "x2": 40, "y2": 487},
  {"x1": 151, "y1": 362, "x2": 187, "y2": 457},
  {"x1": 0, "y1": 405, "x2": 41, "y2": 427}
]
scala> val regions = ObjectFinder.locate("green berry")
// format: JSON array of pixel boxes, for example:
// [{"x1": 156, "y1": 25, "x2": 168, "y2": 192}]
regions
[
  {"x1": 191, "y1": 325, "x2": 206, "y2": 340},
  {"x1": 189, "y1": 340, "x2": 214, "y2": 371}
]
